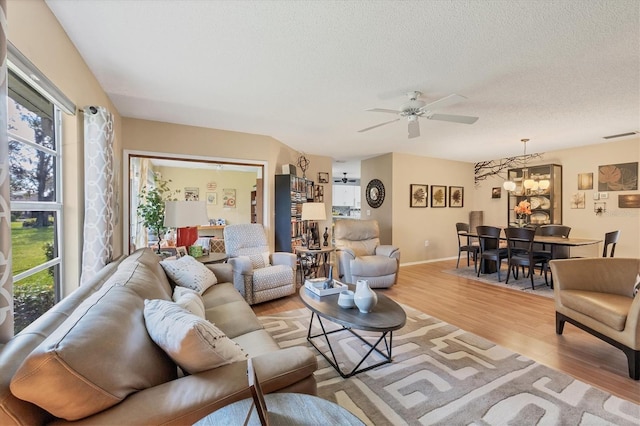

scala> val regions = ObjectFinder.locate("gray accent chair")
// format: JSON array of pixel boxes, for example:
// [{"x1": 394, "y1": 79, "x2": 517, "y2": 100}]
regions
[
  {"x1": 334, "y1": 219, "x2": 400, "y2": 288},
  {"x1": 224, "y1": 224, "x2": 297, "y2": 305}
]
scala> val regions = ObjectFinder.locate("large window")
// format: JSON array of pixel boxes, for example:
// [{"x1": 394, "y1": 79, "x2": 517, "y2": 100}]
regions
[{"x1": 8, "y1": 70, "x2": 63, "y2": 333}]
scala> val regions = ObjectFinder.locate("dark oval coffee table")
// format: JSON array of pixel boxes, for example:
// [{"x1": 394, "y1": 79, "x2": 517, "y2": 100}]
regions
[{"x1": 299, "y1": 284, "x2": 406, "y2": 378}]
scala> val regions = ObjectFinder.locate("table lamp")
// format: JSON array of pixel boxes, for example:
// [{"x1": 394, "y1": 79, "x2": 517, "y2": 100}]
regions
[
  {"x1": 164, "y1": 200, "x2": 209, "y2": 250},
  {"x1": 301, "y1": 202, "x2": 326, "y2": 250}
]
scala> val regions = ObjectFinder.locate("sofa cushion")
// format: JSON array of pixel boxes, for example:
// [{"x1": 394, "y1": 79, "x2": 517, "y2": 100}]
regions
[
  {"x1": 201, "y1": 282, "x2": 246, "y2": 308},
  {"x1": 144, "y1": 299, "x2": 247, "y2": 374},
  {"x1": 204, "y1": 300, "x2": 264, "y2": 339},
  {"x1": 173, "y1": 287, "x2": 206, "y2": 318},
  {"x1": 160, "y1": 255, "x2": 217, "y2": 294},
  {"x1": 253, "y1": 265, "x2": 293, "y2": 291},
  {"x1": 351, "y1": 256, "x2": 398, "y2": 277},
  {"x1": 560, "y1": 290, "x2": 632, "y2": 331},
  {"x1": 10, "y1": 285, "x2": 177, "y2": 421}
]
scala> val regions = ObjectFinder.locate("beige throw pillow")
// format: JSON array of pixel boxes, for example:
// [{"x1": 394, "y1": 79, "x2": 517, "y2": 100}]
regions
[
  {"x1": 172, "y1": 287, "x2": 206, "y2": 318},
  {"x1": 248, "y1": 252, "x2": 270, "y2": 269},
  {"x1": 143, "y1": 299, "x2": 247, "y2": 374},
  {"x1": 633, "y1": 273, "x2": 640, "y2": 297},
  {"x1": 160, "y1": 255, "x2": 217, "y2": 294}
]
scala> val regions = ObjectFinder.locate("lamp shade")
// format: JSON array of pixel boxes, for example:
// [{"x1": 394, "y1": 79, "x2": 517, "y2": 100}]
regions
[
  {"x1": 503, "y1": 181, "x2": 516, "y2": 192},
  {"x1": 164, "y1": 201, "x2": 209, "y2": 228},
  {"x1": 301, "y1": 202, "x2": 326, "y2": 221}
]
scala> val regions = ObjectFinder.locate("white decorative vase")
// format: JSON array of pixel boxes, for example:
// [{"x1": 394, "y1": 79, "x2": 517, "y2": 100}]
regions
[{"x1": 354, "y1": 280, "x2": 378, "y2": 313}]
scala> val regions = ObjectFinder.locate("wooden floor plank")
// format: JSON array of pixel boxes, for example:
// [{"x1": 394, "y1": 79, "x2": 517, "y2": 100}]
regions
[{"x1": 252, "y1": 259, "x2": 640, "y2": 403}]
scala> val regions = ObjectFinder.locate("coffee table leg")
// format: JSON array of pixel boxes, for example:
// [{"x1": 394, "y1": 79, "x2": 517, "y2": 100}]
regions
[{"x1": 306, "y1": 312, "x2": 394, "y2": 378}]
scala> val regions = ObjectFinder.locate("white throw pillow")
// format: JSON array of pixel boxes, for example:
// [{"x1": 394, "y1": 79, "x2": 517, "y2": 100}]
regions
[
  {"x1": 172, "y1": 287, "x2": 206, "y2": 318},
  {"x1": 633, "y1": 273, "x2": 640, "y2": 297},
  {"x1": 160, "y1": 255, "x2": 217, "y2": 294},
  {"x1": 143, "y1": 299, "x2": 247, "y2": 374}
]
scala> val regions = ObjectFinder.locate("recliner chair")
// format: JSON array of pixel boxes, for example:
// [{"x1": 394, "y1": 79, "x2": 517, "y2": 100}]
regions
[
  {"x1": 334, "y1": 219, "x2": 400, "y2": 288},
  {"x1": 224, "y1": 224, "x2": 297, "y2": 305}
]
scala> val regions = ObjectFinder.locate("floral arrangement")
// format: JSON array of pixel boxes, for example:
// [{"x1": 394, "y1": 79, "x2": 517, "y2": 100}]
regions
[{"x1": 514, "y1": 200, "x2": 532, "y2": 219}]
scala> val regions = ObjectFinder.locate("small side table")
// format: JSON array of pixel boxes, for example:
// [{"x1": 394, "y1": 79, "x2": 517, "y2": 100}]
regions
[
  {"x1": 196, "y1": 252, "x2": 229, "y2": 264},
  {"x1": 194, "y1": 393, "x2": 363, "y2": 425},
  {"x1": 295, "y1": 246, "x2": 334, "y2": 281}
]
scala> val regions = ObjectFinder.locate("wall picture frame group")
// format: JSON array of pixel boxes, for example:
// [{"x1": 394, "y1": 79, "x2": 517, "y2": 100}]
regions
[
  {"x1": 449, "y1": 186, "x2": 464, "y2": 207},
  {"x1": 431, "y1": 185, "x2": 446, "y2": 208},
  {"x1": 410, "y1": 184, "x2": 428, "y2": 207}
]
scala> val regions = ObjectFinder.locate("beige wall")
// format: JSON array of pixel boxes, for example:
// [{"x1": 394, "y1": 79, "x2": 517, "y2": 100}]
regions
[
  {"x1": 361, "y1": 154, "x2": 393, "y2": 244},
  {"x1": 158, "y1": 166, "x2": 257, "y2": 225},
  {"x1": 9, "y1": 0, "x2": 123, "y2": 295}
]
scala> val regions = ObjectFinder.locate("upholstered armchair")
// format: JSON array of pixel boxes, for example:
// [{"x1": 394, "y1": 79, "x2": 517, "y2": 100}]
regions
[
  {"x1": 550, "y1": 257, "x2": 640, "y2": 379},
  {"x1": 224, "y1": 224, "x2": 297, "y2": 305},
  {"x1": 334, "y1": 219, "x2": 400, "y2": 288}
]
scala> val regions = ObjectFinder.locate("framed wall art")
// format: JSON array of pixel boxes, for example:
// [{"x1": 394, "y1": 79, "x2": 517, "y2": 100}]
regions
[
  {"x1": 223, "y1": 188, "x2": 236, "y2": 208},
  {"x1": 449, "y1": 186, "x2": 463, "y2": 207},
  {"x1": 184, "y1": 187, "x2": 199, "y2": 201},
  {"x1": 618, "y1": 194, "x2": 640, "y2": 208},
  {"x1": 598, "y1": 162, "x2": 638, "y2": 191},
  {"x1": 570, "y1": 192, "x2": 585, "y2": 209},
  {"x1": 430, "y1": 185, "x2": 446, "y2": 208},
  {"x1": 577, "y1": 173, "x2": 593, "y2": 190},
  {"x1": 491, "y1": 187, "x2": 501, "y2": 199},
  {"x1": 206, "y1": 192, "x2": 217, "y2": 205},
  {"x1": 317, "y1": 172, "x2": 329, "y2": 184},
  {"x1": 410, "y1": 184, "x2": 428, "y2": 207}
]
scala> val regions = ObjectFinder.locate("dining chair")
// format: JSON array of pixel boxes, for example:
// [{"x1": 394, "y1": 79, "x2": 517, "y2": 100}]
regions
[
  {"x1": 476, "y1": 226, "x2": 508, "y2": 282},
  {"x1": 504, "y1": 227, "x2": 549, "y2": 290},
  {"x1": 536, "y1": 224, "x2": 572, "y2": 260},
  {"x1": 455, "y1": 223, "x2": 479, "y2": 272},
  {"x1": 602, "y1": 230, "x2": 620, "y2": 257}
]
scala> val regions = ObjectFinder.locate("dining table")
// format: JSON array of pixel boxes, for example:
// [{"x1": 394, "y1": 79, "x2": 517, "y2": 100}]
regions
[{"x1": 460, "y1": 230, "x2": 602, "y2": 280}]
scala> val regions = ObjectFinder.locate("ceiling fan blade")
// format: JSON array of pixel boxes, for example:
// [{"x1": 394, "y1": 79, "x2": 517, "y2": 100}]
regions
[
  {"x1": 427, "y1": 113, "x2": 479, "y2": 124},
  {"x1": 408, "y1": 119, "x2": 420, "y2": 139},
  {"x1": 358, "y1": 118, "x2": 401, "y2": 133},
  {"x1": 365, "y1": 108, "x2": 402, "y2": 114},
  {"x1": 421, "y1": 94, "x2": 466, "y2": 112}
]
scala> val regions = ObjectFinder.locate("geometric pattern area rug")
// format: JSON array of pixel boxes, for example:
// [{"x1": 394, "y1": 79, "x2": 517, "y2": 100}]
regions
[
  {"x1": 443, "y1": 266, "x2": 554, "y2": 298},
  {"x1": 259, "y1": 306, "x2": 640, "y2": 425}
]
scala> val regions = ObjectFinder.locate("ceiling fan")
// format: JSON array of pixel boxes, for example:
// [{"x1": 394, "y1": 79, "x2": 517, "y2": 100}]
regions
[
  {"x1": 358, "y1": 91, "x2": 479, "y2": 139},
  {"x1": 334, "y1": 173, "x2": 357, "y2": 184}
]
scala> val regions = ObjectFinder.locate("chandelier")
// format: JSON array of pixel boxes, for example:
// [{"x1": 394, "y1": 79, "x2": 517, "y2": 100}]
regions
[{"x1": 503, "y1": 139, "x2": 549, "y2": 194}]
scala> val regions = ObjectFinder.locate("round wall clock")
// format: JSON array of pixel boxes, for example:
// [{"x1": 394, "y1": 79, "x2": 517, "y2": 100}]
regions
[{"x1": 365, "y1": 179, "x2": 385, "y2": 208}]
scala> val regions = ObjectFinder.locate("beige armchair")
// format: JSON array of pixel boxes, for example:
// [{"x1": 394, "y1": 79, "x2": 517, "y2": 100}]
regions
[
  {"x1": 550, "y1": 258, "x2": 640, "y2": 379},
  {"x1": 334, "y1": 219, "x2": 400, "y2": 288},
  {"x1": 224, "y1": 224, "x2": 297, "y2": 305}
]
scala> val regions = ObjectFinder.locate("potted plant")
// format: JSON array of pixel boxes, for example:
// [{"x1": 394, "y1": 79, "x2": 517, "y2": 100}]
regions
[{"x1": 137, "y1": 176, "x2": 179, "y2": 253}]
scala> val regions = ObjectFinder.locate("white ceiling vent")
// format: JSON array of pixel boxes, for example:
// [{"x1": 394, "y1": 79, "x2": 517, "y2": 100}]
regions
[{"x1": 603, "y1": 131, "x2": 639, "y2": 139}]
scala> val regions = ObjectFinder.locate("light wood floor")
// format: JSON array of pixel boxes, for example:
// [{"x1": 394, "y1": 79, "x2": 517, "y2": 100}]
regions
[{"x1": 252, "y1": 259, "x2": 640, "y2": 404}]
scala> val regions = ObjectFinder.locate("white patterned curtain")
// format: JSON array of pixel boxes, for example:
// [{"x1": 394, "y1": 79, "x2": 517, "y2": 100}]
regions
[
  {"x1": 80, "y1": 106, "x2": 115, "y2": 285},
  {"x1": 0, "y1": 0, "x2": 12, "y2": 342}
]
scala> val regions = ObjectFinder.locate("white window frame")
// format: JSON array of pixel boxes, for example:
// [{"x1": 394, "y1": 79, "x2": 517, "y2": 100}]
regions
[{"x1": 8, "y1": 79, "x2": 65, "y2": 301}]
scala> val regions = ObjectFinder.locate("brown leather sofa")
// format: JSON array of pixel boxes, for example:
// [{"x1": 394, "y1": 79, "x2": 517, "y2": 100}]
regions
[
  {"x1": 0, "y1": 248, "x2": 317, "y2": 425},
  {"x1": 550, "y1": 257, "x2": 640, "y2": 380}
]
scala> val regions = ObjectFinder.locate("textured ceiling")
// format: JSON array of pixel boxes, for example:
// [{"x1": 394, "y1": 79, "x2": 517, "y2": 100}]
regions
[{"x1": 46, "y1": 0, "x2": 639, "y2": 177}]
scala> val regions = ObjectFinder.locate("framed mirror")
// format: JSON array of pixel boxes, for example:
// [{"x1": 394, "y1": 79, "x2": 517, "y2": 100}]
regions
[{"x1": 365, "y1": 179, "x2": 385, "y2": 208}]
